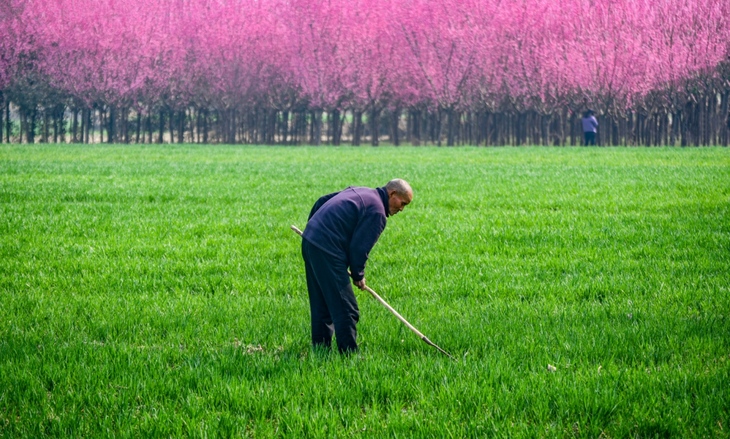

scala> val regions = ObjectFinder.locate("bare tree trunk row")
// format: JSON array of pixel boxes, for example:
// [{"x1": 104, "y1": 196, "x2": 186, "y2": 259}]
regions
[{"x1": 2, "y1": 102, "x2": 729, "y2": 146}]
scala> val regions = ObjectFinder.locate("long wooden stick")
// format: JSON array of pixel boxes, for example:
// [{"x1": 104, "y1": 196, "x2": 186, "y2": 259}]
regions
[{"x1": 291, "y1": 224, "x2": 455, "y2": 360}]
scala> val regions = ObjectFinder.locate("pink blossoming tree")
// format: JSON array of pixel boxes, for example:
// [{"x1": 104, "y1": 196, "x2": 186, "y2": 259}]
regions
[{"x1": 1, "y1": 0, "x2": 728, "y2": 145}]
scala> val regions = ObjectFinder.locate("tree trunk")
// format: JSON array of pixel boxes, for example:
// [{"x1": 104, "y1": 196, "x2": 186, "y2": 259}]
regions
[
  {"x1": 72, "y1": 108, "x2": 79, "y2": 143},
  {"x1": 703, "y1": 93, "x2": 716, "y2": 146},
  {"x1": 135, "y1": 109, "x2": 142, "y2": 143},
  {"x1": 309, "y1": 110, "x2": 321, "y2": 145},
  {"x1": 117, "y1": 107, "x2": 124, "y2": 143},
  {"x1": 213, "y1": 110, "x2": 219, "y2": 143},
  {"x1": 244, "y1": 109, "x2": 250, "y2": 143},
  {"x1": 682, "y1": 102, "x2": 696, "y2": 146},
  {"x1": 352, "y1": 111, "x2": 362, "y2": 146},
  {"x1": 410, "y1": 110, "x2": 421, "y2": 146},
  {"x1": 158, "y1": 110, "x2": 165, "y2": 143},
  {"x1": 53, "y1": 109, "x2": 58, "y2": 143},
  {"x1": 405, "y1": 110, "x2": 412, "y2": 144},
  {"x1": 680, "y1": 105, "x2": 688, "y2": 147},
  {"x1": 89, "y1": 108, "x2": 95, "y2": 143},
  {"x1": 288, "y1": 111, "x2": 295, "y2": 144},
  {"x1": 391, "y1": 109, "x2": 400, "y2": 146},
  {"x1": 721, "y1": 92, "x2": 729, "y2": 147},
  {"x1": 421, "y1": 111, "x2": 428, "y2": 145},
  {"x1": 506, "y1": 113, "x2": 513, "y2": 145},
  {"x1": 327, "y1": 111, "x2": 335, "y2": 144},
  {"x1": 691, "y1": 101, "x2": 700, "y2": 146},
  {"x1": 0, "y1": 94, "x2": 4, "y2": 143},
  {"x1": 77, "y1": 108, "x2": 83, "y2": 143},
  {"x1": 146, "y1": 111, "x2": 152, "y2": 143},
  {"x1": 4, "y1": 99, "x2": 10, "y2": 143},
  {"x1": 244, "y1": 109, "x2": 251, "y2": 143},
  {"x1": 261, "y1": 109, "x2": 268, "y2": 144},
  {"x1": 168, "y1": 109, "x2": 175, "y2": 144},
  {"x1": 213, "y1": 110, "x2": 220, "y2": 143},
  {"x1": 177, "y1": 109, "x2": 184, "y2": 143},
  {"x1": 483, "y1": 112, "x2": 491, "y2": 146},
  {"x1": 658, "y1": 112, "x2": 665, "y2": 146},
  {"x1": 230, "y1": 108, "x2": 237, "y2": 143},
  {"x1": 28, "y1": 108, "x2": 37, "y2": 144},
  {"x1": 268, "y1": 108, "x2": 276, "y2": 144},
  {"x1": 502, "y1": 113, "x2": 510, "y2": 146},
  {"x1": 476, "y1": 111, "x2": 484, "y2": 146},
  {"x1": 230, "y1": 109, "x2": 237, "y2": 143},
  {"x1": 193, "y1": 108, "x2": 200, "y2": 143},
  {"x1": 203, "y1": 109, "x2": 209, "y2": 144},
  {"x1": 60, "y1": 107, "x2": 66, "y2": 143},
  {"x1": 42, "y1": 110, "x2": 49, "y2": 143},
  {"x1": 221, "y1": 110, "x2": 228, "y2": 143},
  {"x1": 611, "y1": 116, "x2": 619, "y2": 147},
  {"x1": 260, "y1": 108, "x2": 268, "y2": 144},
  {"x1": 121, "y1": 107, "x2": 129, "y2": 144},
  {"x1": 463, "y1": 111, "x2": 470, "y2": 145},
  {"x1": 50, "y1": 109, "x2": 56, "y2": 143},
  {"x1": 332, "y1": 110, "x2": 342, "y2": 146},
  {"x1": 20, "y1": 109, "x2": 26, "y2": 143},
  {"x1": 197, "y1": 108, "x2": 204, "y2": 143},
  {"x1": 300, "y1": 110, "x2": 307, "y2": 144},
  {"x1": 370, "y1": 108, "x2": 380, "y2": 146},
  {"x1": 446, "y1": 108, "x2": 455, "y2": 146},
  {"x1": 280, "y1": 111, "x2": 288, "y2": 145},
  {"x1": 105, "y1": 106, "x2": 114, "y2": 144},
  {"x1": 700, "y1": 95, "x2": 708, "y2": 146},
  {"x1": 81, "y1": 108, "x2": 88, "y2": 143}
]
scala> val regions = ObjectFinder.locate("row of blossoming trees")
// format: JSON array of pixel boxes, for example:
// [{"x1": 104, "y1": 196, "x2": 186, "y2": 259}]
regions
[{"x1": 1, "y1": 0, "x2": 729, "y2": 146}]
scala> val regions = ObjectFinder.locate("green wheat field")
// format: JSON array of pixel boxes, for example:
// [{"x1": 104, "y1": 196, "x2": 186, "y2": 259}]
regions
[{"x1": 1, "y1": 145, "x2": 729, "y2": 438}]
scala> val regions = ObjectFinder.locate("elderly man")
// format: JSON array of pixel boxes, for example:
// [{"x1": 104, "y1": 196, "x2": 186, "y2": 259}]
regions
[{"x1": 301, "y1": 179, "x2": 413, "y2": 353}]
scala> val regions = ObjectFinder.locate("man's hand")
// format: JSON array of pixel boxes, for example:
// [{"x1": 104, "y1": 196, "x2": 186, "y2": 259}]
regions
[{"x1": 354, "y1": 278, "x2": 366, "y2": 291}]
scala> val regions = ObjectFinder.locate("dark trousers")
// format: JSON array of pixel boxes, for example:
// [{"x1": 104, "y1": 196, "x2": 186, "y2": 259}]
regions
[
  {"x1": 584, "y1": 131, "x2": 596, "y2": 146},
  {"x1": 301, "y1": 239, "x2": 360, "y2": 353}
]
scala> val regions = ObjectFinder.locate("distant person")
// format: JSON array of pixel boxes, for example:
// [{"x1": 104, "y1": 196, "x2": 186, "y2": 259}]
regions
[
  {"x1": 300, "y1": 179, "x2": 413, "y2": 354},
  {"x1": 582, "y1": 110, "x2": 599, "y2": 146}
]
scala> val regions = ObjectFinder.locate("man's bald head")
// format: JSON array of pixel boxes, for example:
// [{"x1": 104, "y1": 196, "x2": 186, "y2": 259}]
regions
[
  {"x1": 385, "y1": 179, "x2": 413, "y2": 216},
  {"x1": 386, "y1": 179, "x2": 412, "y2": 196}
]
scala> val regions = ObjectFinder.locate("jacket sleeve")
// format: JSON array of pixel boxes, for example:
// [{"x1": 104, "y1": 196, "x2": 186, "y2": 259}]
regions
[
  {"x1": 308, "y1": 191, "x2": 340, "y2": 220},
  {"x1": 348, "y1": 213, "x2": 387, "y2": 282}
]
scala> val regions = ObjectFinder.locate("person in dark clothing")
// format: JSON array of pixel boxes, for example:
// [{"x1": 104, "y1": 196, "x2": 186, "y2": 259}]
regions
[
  {"x1": 301, "y1": 179, "x2": 413, "y2": 353},
  {"x1": 582, "y1": 110, "x2": 599, "y2": 146}
]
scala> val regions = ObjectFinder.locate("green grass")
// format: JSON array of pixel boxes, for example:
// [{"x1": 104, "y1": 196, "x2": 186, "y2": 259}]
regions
[{"x1": 1, "y1": 144, "x2": 729, "y2": 437}]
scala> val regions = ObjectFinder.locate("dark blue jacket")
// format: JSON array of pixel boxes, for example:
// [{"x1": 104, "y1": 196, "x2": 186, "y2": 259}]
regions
[{"x1": 303, "y1": 186, "x2": 389, "y2": 281}]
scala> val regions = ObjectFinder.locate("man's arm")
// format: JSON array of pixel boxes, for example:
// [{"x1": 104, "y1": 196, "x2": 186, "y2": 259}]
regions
[{"x1": 348, "y1": 213, "x2": 387, "y2": 282}]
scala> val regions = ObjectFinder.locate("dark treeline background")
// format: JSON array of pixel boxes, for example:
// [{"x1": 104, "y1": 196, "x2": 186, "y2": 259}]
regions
[
  {"x1": 2, "y1": 101, "x2": 728, "y2": 147},
  {"x1": 2, "y1": 83, "x2": 729, "y2": 147}
]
